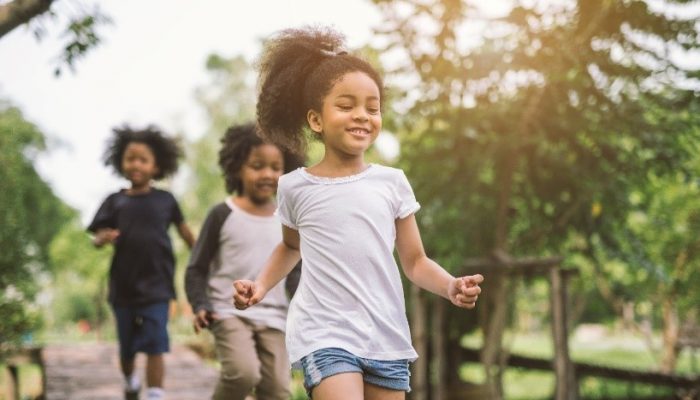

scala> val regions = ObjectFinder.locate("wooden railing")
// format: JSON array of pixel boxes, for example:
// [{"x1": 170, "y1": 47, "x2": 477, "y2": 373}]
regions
[{"x1": 460, "y1": 346, "x2": 700, "y2": 396}]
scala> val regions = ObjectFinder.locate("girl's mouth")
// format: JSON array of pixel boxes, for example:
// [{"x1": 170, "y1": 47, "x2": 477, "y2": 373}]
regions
[{"x1": 348, "y1": 128, "x2": 370, "y2": 136}]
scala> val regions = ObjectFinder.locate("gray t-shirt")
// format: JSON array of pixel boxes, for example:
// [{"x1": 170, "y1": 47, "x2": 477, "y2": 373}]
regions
[
  {"x1": 185, "y1": 198, "x2": 289, "y2": 332},
  {"x1": 276, "y1": 164, "x2": 420, "y2": 364}
]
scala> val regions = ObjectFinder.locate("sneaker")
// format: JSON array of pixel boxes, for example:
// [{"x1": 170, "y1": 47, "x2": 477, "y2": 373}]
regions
[
  {"x1": 145, "y1": 387, "x2": 164, "y2": 400},
  {"x1": 124, "y1": 388, "x2": 140, "y2": 400},
  {"x1": 124, "y1": 374, "x2": 141, "y2": 400}
]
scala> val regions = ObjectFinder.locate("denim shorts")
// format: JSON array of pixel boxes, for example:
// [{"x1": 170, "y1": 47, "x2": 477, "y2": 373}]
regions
[
  {"x1": 112, "y1": 302, "x2": 170, "y2": 360},
  {"x1": 299, "y1": 347, "x2": 411, "y2": 396}
]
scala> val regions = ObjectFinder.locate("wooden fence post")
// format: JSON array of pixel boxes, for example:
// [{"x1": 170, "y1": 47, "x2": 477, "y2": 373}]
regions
[
  {"x1": 431, "y1": 300, "x2": 446, "y2": 400},
  {"x1": 410, "y1": 285, "x2": 428, "y2": 400}
]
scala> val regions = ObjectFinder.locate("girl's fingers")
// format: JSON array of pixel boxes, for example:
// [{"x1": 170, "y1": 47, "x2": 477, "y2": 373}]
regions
[
  {"x1": 455, "y1": 295, "x2": 478, "y2": 308},
  {"x1": 461, "y1": 285, "x2": 481, "y2": 296},
  {"x1": 233, "y1": 280, "x2": 248, "y2": 293},
  {"x1": 232, "y1": 293, "x2": 249, "y2": 308},
  {"x1": 466, "y1": 274, "x2": 484, "y2": 285}
]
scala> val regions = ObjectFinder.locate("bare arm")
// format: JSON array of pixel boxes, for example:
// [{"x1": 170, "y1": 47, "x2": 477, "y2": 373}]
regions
[
  {"x1": 177, "y1": 222, "x2": 195, "y2": 249},
  {"x1": 233, "y1": 225, "x2": 302, "y2": 309},
  {"x1": 395, "y1": 214, "x2": 483, "y2": 308}
]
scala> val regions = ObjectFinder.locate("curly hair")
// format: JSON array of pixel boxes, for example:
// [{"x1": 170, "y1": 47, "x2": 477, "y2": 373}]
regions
[
  {"x1": 103, "y1": 124, "x2": 182, "y2": 180},
  {"x1": 218, "y1": 123, "x2": 305, "y2": 194},
  {"x1": 256, "y1": 25, "x2": 384, "y2": 155}
]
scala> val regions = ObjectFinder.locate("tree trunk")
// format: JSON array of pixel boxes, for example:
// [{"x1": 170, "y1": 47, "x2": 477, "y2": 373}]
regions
[
  {"x1": 660, "y1": 297, "x2": 680, "y2": 374},
  {"x1": 0, "y1": 0, "x2": 54, "y2": 39},
  {"x1": 479, "y1": 148, "x2": 517, "y2": 399},
  {"x1": 479, "y1": 272, "x2": 508, "y2": 399},
  {"x1": 550, "y1": 267, "x2": 578, "y2": 400}
]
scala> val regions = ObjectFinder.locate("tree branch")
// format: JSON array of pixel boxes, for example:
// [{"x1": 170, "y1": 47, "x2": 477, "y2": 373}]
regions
[{"x1": 0, "y1": 0, "x2": 55, "y2": 39}]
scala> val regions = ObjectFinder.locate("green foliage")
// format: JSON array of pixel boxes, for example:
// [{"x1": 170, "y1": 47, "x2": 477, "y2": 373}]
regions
[
  {"x1": 54, "y1": 7, "x2": 112, "y2": 76},
  {"x1": 48, "y1": 218, "x2": 111, "y2": 330},
  {"x1": 0, "y1": 102, "x2": 71, "y2": 355},
  {"x1": 371, "y1": 0, "x2": 700, "y2": 264},
  {"x1": 181, "y1": 54, "x2": 256, "y2": 224}
]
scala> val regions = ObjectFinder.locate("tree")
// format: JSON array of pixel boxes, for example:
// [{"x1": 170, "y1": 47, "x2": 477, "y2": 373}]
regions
[
  {"x1": 371, "y1": 0, "x2": 700, "y2": 395},
  {"x1": 180, "y1": 53, "x2": 256, "y2": 225},
  {"x1": 47, "y1": 217, "x2": 111, "y2": 335},
  {"x1": 0, "y1": 101, "x2": 72, "y2": 355},
  {"x1": 584, "y1": 143, "x2": 700, "y2": 372},
  {"x1": 0, "y1": 0, "x2": 110, "y2": 75}
]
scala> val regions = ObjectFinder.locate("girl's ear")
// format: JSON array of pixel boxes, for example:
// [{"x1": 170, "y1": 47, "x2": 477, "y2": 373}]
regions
[{"x1": 307, "y1": 109, "x2": 323, "y2": 135}]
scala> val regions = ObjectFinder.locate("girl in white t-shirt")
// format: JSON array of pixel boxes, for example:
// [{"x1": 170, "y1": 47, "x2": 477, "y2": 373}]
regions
[{"x1": 233, "y1": 26, "x2": 484, "y2": 400}]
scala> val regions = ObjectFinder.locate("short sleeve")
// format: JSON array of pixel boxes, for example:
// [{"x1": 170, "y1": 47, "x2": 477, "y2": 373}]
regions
[
  {"x1": 275, "y1": 176, "x2": 297, "y2": 229},
  {"x1": 170, "y1": 194, "x2": 184, "y2": 225},
  {"x1": 395, "y1": 171, "x2": 421, "y2": 219},
  {"x1": 87, "y1": 194, "x2": 116, "y2": 233}
]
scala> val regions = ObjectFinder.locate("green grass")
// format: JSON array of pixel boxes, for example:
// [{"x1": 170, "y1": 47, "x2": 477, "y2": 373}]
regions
[
  {"x1": 460, "y1": 330, "x2": 698, "y2": 399},
  {"x1": 0, "y1": 363, "x2": 43, "y2": 400}
]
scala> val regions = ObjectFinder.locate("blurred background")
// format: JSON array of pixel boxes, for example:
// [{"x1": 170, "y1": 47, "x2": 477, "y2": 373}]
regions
[{"x1": 1, "y1": 0, "x2": 699, "y2": 399}]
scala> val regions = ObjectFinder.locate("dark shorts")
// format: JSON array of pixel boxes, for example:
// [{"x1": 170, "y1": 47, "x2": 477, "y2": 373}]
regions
[
  {"x1": 299, "y1": 347, "x2": 411, "y2": 397},
  {"x1": 112, "y1": 302, "x2": 170, "y2": 360}
]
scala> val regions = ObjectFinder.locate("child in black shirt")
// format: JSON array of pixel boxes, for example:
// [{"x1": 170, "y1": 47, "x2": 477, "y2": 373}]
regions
[{"x1": 88, "y1": 125, "x2": 195, "y2": 400}]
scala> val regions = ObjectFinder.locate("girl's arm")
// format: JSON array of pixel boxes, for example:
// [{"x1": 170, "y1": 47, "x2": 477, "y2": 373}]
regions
[
  {"x1": 92, "y1": 228, "x2": 119, "y2": 247},
  {"x1": 233, "y1": 225, "x2": 301, "y2": 309},
  {"x1": 185, "y1": 204, "x2": 231, "y2": 332},
  {"x1": 395, "y1": 214, "x2": 483, "y2": 308},
  {"x1": 178, "y1": 222, "x2": 196, "y2": 249}
]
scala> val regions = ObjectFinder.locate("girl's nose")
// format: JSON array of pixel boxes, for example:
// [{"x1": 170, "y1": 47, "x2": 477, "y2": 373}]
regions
[
  {"x1": 262, "y1": 167, "x2": 277, "y2": 178},
  {"x1": 353, "y1": 110, "x2": 369, "y2": 122}
]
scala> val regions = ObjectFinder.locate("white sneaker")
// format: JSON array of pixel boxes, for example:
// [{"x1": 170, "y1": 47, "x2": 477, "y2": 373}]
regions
[
  {"x1": 124, "y1": 375, "x2": 141, "y2": 400},
  {"x1": 146, "y1": 387, "x2": 164, "y2": 400}
]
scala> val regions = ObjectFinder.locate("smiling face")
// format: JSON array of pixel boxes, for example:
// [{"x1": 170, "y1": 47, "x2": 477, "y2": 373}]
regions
[
  {"x1": 307, "y1": 71, "x2": 382, "y2": 160},
  {"x1": 239, "y1": 144, "x2": 285, "y2": 205},
  {"x1": 121, "y1": 142, "x2": 158, "y2": 189}
]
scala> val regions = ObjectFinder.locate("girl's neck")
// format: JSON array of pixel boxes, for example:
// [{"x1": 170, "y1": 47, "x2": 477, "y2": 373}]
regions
[
  {"x1": 127, "y1": 184, "x2": 152, "y2": 195},
  {"x1": 307, "y1": 154, "x2": 369, "y2": 178},
  {"x1": 232, "y1": 195, "x2": 276, "y2": 217}
]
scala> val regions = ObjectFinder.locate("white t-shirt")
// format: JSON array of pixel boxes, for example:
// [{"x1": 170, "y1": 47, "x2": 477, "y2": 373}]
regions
[{"x1": 276, "y1": 164, "x2": 421, "y2": 365}]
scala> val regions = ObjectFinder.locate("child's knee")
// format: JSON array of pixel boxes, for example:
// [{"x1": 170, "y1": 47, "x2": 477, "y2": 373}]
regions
[
  {"x1": 220, "y1": 362, "x2": 262, "y2": 389},
  {"x1": 257, "y1": 380, "x2": 291, "y2": 400}
]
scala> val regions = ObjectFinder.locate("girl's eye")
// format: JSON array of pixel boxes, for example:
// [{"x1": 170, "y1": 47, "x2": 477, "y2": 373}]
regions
[
  {"x1": 337, "y1": 105, "x2": 352, "y2": 111},
  {"x1": 367, "y1": 108, "x2": 380, "y2": 115}
]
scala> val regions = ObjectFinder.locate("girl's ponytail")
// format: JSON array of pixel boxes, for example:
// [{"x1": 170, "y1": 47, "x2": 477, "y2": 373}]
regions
[{"x1": 256, "y1": 26, "x2": 346, "y2": 155}]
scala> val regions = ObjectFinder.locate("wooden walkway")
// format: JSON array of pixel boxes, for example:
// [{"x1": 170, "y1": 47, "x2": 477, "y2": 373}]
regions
[{"x1": 43, "y1": 342, "x2": 218, "y2": 400}]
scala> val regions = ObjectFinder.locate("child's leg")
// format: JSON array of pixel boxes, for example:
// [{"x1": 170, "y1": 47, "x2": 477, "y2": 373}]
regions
[
  {"x1": 145, "y1": 354, "x2": 164, "y2": 388},
  {"x1": 113, "y1": 305, "x2": 141, "y2": 394},
  {"x1": 131, "y1": 302, "x2": 169, "y2": 399},
  {"x1": 364, "y1": 382, "x2": 405, "y2": 400},
  {"x1": 299, "y1": 348, "x2": 365, "y2": 400},
  {"x1": 312, "y1": 373, "x2": 364, "y2": 400},
  {"x1": 210, "y1": 316, "x2": 261, "y2": 400},
  {"x1": 255, "y1": 327, "x2": 290, "y2": 400},
  {"x1": 120, "y1": 356, "x2": 136, "y2": 379}
]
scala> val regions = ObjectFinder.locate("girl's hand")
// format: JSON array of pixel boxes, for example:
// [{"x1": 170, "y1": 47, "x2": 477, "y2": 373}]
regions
[
  {"x1": 193, "y1": 309, "x2": 218, "y2": 334},
  {"x1": 93, "y1": 228, "x2": 120, "y2": 247},
  {"x1": 448, "y1": 274, "x2": 484, "y2": 309},
  {"x1": 232, "y1": 280, "x2": 267, "y2": 310}
]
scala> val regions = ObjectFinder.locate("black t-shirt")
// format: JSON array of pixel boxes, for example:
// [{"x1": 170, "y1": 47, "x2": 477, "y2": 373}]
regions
[{"x1": 88, "y1": 188, "x2": 184, "y2": 306}]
